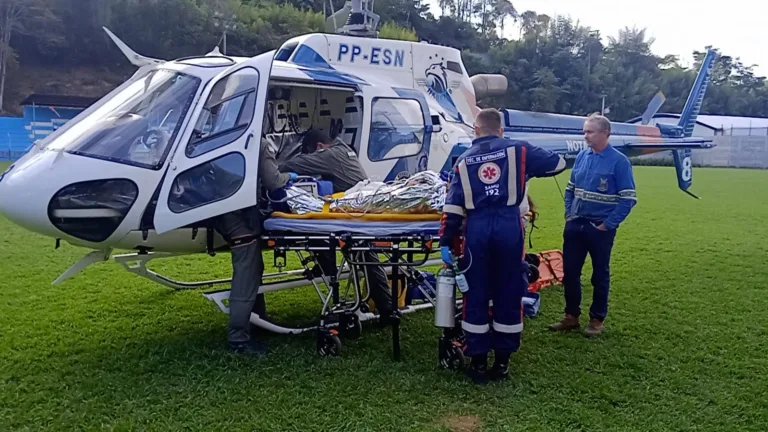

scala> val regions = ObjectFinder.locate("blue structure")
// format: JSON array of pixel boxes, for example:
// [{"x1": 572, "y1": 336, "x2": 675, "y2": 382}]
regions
[{"x1": 0, "y1": 94, "x2": 98, "y2": 161}]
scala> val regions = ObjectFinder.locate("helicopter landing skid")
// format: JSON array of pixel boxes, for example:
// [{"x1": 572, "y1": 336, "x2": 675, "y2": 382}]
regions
[
  {"x1": 113, "y1": 252, "x2": 232, "y2": 291},
  {"x1": 111, "y1": 251, "x2": 310, "y2": 291}
]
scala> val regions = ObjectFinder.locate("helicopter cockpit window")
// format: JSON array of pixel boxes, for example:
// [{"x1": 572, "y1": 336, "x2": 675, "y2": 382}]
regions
[
  {"x1": 46, "y1": 69, "x2": 200, "y2": 170},
  {"x1": 186, "y1": 67, "x2": 260, "y2": 158},
  {"x1": 367, "y1": 98, "x2": 425, "y2": 162}
]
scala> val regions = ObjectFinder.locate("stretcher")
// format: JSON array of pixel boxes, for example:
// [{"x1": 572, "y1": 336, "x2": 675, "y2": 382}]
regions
[{"x1": 253, "y1": 213, "x2": 446, "y2": 360}]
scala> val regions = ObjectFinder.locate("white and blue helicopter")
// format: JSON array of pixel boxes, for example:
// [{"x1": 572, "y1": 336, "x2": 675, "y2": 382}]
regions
[{"x1": 0, "y1": 0, "x2": 717, "y2": 353}]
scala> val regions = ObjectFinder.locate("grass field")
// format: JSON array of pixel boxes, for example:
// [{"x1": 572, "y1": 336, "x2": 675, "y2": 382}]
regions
[{"x1": 1, "y1": 163, "x2": 768, "y2": 431}]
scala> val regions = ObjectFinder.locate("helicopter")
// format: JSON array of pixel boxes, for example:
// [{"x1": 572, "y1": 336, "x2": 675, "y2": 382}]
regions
[{"x1": 0, "y1": 0, "x2": 716, "y2": 291}]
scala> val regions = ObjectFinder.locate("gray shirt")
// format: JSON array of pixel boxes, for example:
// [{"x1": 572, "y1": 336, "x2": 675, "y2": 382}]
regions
[
  {"x1": 259, "y1": 138, "x2": 291, "y2": 192},
  {"x1": 278, "y1": 138, "x2": 368, "y2": 192}
]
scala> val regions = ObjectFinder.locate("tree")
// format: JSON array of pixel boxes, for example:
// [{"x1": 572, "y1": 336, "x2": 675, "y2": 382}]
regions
[
  {"x1": 378, "y1": 22, "x2": 419, "y2": 42},
  {"x1": 0, "y1": 0, "x2": 59, "y2": 113},
  {"x1": 494, "y1": 0, "x2": 517, "y2": 37},
  {"x1": 2, "y1": 0, "x2": 767, "y2": 119}
]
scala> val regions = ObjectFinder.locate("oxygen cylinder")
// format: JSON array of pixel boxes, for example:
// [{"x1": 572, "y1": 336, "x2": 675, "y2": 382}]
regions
[{"x1": 435, "y1": 268, "x2": 456, "y2": 328}]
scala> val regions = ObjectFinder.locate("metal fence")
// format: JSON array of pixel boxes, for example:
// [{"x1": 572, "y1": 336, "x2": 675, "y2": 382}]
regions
[
  {"x1": 633, "y1": 135, "x2": 768, "y2": 169},
  {"x1": 717, "y1": 126, "x2": 768, "y2": 137},
  {"x1": 0, "y1": 150, "x2": 28, "y2": 161}
]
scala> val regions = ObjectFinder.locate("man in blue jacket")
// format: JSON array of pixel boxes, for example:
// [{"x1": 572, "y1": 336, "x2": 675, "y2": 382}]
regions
[
  {"x1": 550, "y1": 113, "x2": 637, "y2": 337},
  {"x1": 440, "y1": 108, "x2": 565, "y2": 383}
]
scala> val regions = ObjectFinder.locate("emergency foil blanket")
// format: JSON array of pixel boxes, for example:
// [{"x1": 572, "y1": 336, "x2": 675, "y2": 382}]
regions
[
  {"x1": 283, "y1": 186, "x2": 325, "y2": 214},
  {"x1": 331, "y1": 171, "x2": 447, "y2": 214},
  {"x1": 282, "y1": 170, "x2": 447, "y2": 215}
]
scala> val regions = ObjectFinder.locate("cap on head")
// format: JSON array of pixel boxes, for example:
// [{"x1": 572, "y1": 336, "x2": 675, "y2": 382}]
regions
[{"x1": 474, "y1": 108, "x2": 504, "y2": 138}]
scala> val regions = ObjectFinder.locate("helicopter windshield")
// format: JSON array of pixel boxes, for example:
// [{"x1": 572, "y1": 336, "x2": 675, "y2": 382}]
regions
[{"x1": 45, "y1": 69, "x2": 201, "y2": 169}]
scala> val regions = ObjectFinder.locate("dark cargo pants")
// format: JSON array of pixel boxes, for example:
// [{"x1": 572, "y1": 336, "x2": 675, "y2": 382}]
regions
[{"x1": 214, "y1": 209, "x2": 265, "y2": 345}]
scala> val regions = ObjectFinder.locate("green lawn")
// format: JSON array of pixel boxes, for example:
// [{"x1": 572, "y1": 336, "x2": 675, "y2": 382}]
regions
[{"x1": 1, "y1": 164, "x2": 767, "y2": 431}]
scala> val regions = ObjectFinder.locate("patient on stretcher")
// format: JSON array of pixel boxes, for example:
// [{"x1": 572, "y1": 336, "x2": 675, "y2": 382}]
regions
[
  {"x1": 268, "y1": 169, "x2": 534, "y2": 225},
  {"x1": 270, "y1": 170, "x2": 447, "y2": 221}
]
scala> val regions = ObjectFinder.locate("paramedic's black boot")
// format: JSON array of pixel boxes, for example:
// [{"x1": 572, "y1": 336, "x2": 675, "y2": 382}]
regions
[
  {"x1": 488, "y1": 352, "x2": 511, "y2": 382},
  {"x1": 464, "y1": 355, "x2": 488, "y2": 385},
  {"x1": 229, "y1": 340, "x2": 270, "y2": 356}
]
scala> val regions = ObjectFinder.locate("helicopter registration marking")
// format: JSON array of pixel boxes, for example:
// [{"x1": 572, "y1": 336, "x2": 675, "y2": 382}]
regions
[{"x1": 337, "y1": 43, "x2": 405, "y2": 67}]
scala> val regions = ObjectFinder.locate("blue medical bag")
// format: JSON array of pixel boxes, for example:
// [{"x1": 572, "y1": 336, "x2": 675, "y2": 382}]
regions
[
  {"x1": 406, "y1": 271, "x2": 437, "y2": 304},
  {"x1": 522, "y1": 292, "x2": 541, "y2": 318}
]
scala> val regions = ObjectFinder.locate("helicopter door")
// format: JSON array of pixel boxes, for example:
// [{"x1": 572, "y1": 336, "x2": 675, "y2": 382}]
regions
[
  {"x1": 152, "y1": 53, "x2": 273, "y2": 234},
  {"x1": 359, "y1": 87, "x2": 432, "y2": 181}
]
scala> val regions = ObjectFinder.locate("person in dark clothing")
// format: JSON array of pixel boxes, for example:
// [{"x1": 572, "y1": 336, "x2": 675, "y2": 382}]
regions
[
  {"x1": 279, "y1": 129, "x2": 368, "y2": 192},
  {"x1": 279, "y1": 130, "x2": 396, "y2": 321},
  {"x1": 215, "y1": 139, "x2": 297, "y2": 356}
]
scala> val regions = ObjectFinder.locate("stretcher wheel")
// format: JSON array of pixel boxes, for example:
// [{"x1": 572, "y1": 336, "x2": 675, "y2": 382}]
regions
[
  {"x1": 438, "y1": 338, "x2": 465, "y2": 370},
  {"x1": 527, "y1": 263, "x2": 540, "y2": 283},
  {"x1": 317, "y1": 330, "x2": 342, "y2": 357},
  {"x1": 525, "y1": 253, "x2": 541, "y2": 267}
]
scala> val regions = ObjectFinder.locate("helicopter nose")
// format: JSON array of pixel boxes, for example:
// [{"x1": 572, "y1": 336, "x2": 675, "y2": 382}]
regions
[{"x1": 0, "y1": 158, "x2": 61, "y2": 239}]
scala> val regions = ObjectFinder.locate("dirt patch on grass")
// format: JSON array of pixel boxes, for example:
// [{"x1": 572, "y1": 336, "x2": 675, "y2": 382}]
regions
[{"x1": 441, "y1": 414, "x2": 481, "y2": 432}]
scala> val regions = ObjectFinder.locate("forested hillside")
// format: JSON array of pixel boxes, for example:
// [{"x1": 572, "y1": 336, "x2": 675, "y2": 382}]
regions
[{"x1": 2, "y1": 0, "x2": 767, "y2": 119}]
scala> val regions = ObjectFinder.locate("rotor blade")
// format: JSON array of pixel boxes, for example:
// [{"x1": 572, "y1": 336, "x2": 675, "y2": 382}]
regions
[
  {"x1": 103, "y1": 27, "x2": 164, "y2": 68},
  {"x1": 640, "y1": 91, "x2": 666, "y2": 125}
]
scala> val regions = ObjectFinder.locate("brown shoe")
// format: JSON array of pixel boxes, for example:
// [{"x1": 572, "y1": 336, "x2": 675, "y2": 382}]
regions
[
  {"x1": 549, "y1": 314, "x2": 580, "y2": 331},
  {"x1": 584, "y1": 319, "x2": 604, "y2": 337}
]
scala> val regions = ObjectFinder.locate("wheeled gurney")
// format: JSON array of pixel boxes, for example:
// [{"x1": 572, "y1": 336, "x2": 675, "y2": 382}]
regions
[
  {"x1": 203, "y1": 211, "x2": 564, "y2": 362},
  {"x1": 203, "y1": 212, "x2": 452, "y2": 360}
]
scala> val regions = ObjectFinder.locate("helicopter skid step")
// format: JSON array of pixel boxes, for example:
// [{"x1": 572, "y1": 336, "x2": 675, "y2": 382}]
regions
[
  {"x1": 111, "y1": 251, "x2": 322, "y2": 291},
  {"x1": 203, "y1": 288, "x2": 441, "y2": 336}
]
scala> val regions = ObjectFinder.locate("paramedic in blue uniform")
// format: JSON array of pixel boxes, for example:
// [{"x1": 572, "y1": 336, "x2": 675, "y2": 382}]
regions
[
  {"x1": 550, "y1": 113, "x2": 637, "y2": 337},
  {"x1": 439, "y1": 108, "x2": 566, "y2": 383}
]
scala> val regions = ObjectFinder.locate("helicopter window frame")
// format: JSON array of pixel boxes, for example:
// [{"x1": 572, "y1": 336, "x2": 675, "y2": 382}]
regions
[
  {"x1": 185, "y1": 66, "x2": 261, "y2": 159},
  {"x1": 367, "y1": 97, "x2": 426, "y2": 163},
  {"x1": 167, "y1": 151, "x2": 246, "y2": 214},
  {"x1": 62, "y1": 68, "x2": 202, "y2": 171}
]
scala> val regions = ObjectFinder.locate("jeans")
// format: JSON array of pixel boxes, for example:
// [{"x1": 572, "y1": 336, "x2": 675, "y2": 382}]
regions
[{"x1": 562, "y1": 217, "x2": 617, "y2": 321}]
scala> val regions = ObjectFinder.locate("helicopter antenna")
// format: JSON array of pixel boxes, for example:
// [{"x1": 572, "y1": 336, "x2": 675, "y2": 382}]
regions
[{"x1": 325, "y1": 0, "x2": 380, "y2": 38}]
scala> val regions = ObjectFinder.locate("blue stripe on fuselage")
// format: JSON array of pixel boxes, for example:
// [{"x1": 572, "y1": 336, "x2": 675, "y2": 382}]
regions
[{"x1": 290, "y1": 45, "x2": 369, "y2": 87}]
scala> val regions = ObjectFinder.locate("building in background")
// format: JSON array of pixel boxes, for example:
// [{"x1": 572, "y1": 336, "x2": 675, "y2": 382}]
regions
[
  {"x1": 627, "y1": 113, "x2": 768, "y2": 169},
  {"x1": 0, "y1": 94, "x2": 98, "y2": 161}
]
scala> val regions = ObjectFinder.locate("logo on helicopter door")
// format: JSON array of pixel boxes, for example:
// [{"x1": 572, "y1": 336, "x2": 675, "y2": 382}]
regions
[{"x1": 415, "y1": 55, "x2": 463, "y2": 123}]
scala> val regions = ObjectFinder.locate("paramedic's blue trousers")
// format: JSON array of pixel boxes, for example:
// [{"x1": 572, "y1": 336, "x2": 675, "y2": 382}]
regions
[
  {"x1": 460, "y1": 207, "x2": 527, "y2": 357},
  {"x1": 562, "y1": 218, "x2": 617, "y2": 322}
]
